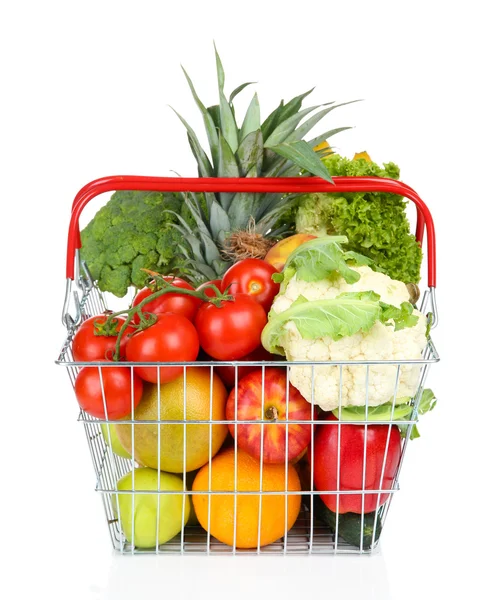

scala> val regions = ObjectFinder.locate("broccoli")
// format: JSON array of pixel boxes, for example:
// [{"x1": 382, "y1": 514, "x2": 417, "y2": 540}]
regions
[{"x1": 80, "y1": 190, "x2": 204, "y2": 297}]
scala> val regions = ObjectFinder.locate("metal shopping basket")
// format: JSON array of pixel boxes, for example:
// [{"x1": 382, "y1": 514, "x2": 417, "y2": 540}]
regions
[{"x1": 56, "y1": 176, "x2": 439, "y2": 555}]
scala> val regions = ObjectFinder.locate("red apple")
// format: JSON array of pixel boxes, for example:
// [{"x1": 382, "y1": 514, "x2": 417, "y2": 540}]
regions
[{"x1": 225, "y1": 367, "x2": 313, "y2": 464}]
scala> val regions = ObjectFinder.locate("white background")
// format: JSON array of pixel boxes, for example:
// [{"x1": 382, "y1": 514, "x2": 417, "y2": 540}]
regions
[{"x1": 1, "y1": 1, "x2": 493, "y2": 598}]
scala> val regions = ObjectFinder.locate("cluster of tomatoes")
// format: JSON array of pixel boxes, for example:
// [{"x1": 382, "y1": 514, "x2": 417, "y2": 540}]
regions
[{"x1": 72, "y1": 258, "x2": 280, "y2": 421}]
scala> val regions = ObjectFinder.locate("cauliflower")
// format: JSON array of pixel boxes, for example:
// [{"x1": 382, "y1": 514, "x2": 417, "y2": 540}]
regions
[
  {"x1": 262, "y1": 236, "x2": 428, "y2": 411},
  {"x1": 271, "y1": 265, "x2": 410, "y2": 315}
]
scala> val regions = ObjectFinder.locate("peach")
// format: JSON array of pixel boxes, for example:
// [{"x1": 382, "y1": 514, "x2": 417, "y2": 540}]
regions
[{"x1": 264, "y1": 234, "x2": 316, "y2": 272}]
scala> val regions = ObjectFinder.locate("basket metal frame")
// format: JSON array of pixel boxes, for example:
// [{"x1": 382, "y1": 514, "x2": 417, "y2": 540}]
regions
[{"x1": 57, "y1": 176, "x2": 440, "y2": 555}]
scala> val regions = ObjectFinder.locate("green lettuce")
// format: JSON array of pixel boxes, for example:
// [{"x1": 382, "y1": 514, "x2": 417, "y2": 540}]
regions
[
  {"x1": 332, "y1": 389, "x2": 437, "y2": 440},
  {"x1": 294, "y1": 154, "x2": 422, "y2": 284}
]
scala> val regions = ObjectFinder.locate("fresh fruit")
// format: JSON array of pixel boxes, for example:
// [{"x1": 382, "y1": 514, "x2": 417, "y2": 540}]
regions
[
  {"x1": 312, "y1": 415, "x2": 402, "y2": 514},
  {"x1": 192, "y1": 447, "x2": 301, "y2": 548},
  {"x1": 133, "y1": 277, "x2": 202, "y2": 323},
  {"x1": 215, "y1": 345, "x2": 277, "y2": 389},
  {"x1": 101, "y1": 422, "x2": 132, "y2": 459},
  {"x1": 264, "y1": 233, "x2": 316, "y2": 272},
  {"x1": 225, "y1": 367, "x2": 312, "y2": 463},
  {"x1": 195, "y1": 294, "x2": 267, "y2": 360},
  {"x1": 115, "y1": 368, "x2": 228, "y2": 473},
  {"x1": 196, "y1": 279, "x2": 223, "y2": 298},
  {"x1": 74, "y1": 365, "x2": 143, "y2": 419},
  {"x1": 113, "y1": 467, "x2": 190, "y2": 548},
  {"x1": 171, "y1": 48, "x2": 347, "y2": 283},
  {"x1": 222, "y1": 258, "x2": 280, "y2": 312},
  {"x1": 71, "y1": 315, "x2": 135, "y2": 361},
  {"x1": 126, "y1": 313, "x2": 200, "y2": 383}
]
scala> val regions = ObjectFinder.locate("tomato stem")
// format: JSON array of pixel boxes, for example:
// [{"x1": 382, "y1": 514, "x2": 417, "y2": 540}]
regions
[{"x1": 105, "y1": 271, "x2": 234, "y2": 360}]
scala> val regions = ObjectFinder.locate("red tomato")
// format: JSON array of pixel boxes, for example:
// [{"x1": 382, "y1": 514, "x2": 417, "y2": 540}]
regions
[
  {"x1": 74, "y1": 365, "x2": 143, "y2": 419},
  {"x1": 125, "y1": 313, "x2": 200, "y2": 383},
  {"x1": 72, "y1": 315, "x2": 135, "y2": 361},
  {"x1": 132, "y1": 277, "x2": 202, "y2": 323},
  {"x1": 215, "y1": 345, "x2": 277, "y2": 389},
  {"x1": 221, "y1": 258, "x2": 280, "y2": 312},
  {"x1": 196, "y1": 279, "x2": 223, "y2": 299},
  {"x1": 195, "y1": 294, "x2": 267, "y2": 361}
]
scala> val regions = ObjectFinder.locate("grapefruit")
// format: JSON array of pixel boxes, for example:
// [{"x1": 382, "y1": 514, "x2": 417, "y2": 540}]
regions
[{"x1": 115, "y1": 368, "x2": 228, "y2": 473}]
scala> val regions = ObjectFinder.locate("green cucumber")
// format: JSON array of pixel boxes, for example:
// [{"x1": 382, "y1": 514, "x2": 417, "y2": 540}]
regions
[{"x1": 304, "y1": 495, "x2": 383, "y2": 550}]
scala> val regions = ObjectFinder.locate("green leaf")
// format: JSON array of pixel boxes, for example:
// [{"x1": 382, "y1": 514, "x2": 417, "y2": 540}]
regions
[
  {"x1": 268, "y1": 140, "x2": 333, "y2": 182},
  {"x1": 217, "y1": 132, "x2": 240, "y2": 211},
  {"x1": 169, "y1": 107, "x2": 213, "y2": 177},
  {"x1": 236, "y1": 129, "x2": 264, "y2": 176},
  {"x1": 261, "y1": 297, "x2": 383, "y2": 355},
  {"x1": 181, "y1": 66, "x2": 219, "y2": 169},
  {"x1": 207, "y1": 104, "x2": 221, "y2": 131},
  {"x1": 277, "y1": 88, "x2": 315, "y2": 123},
  {"x1": 240, "y1": 93, "x2": 261, "y2": 142},
  {"x1": 264, "y1": 106, "x2": 319, "y2": 147},
  {"x1": 280, "y1": 236, "x2": 366, "y2": 286},
  {"x1": 214, "y1": 43, "x2": 225, "y2": 91},
  {"x1": 380, "y1": 301, "x2": 419, "y2": 331},
  {"x1": 286, "y1": 100, "x2": 360, "y2": 143},
  {"x1": 261, "y1": 100, "x2": 285, "y2": 140},
  {"x1": 209, "y1": 200, "x2": 231, "y2": 241},
  {"x1": 227, "y1": 192, "x2": 257, "y2": 229},
  {"x1": 230, "y1": 82, "x2": 256, "y2": 104}
]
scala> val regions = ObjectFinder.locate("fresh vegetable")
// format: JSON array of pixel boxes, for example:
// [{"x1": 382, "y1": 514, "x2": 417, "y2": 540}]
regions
[
  {"x1": 305, "y1": 494, "x2": 383, "y2": 550},
  {"x1": 293, "y1": 153, "x2": 422, "y2": 284},
  {"x1": 196, "y1": 279, "x2": 223, "y2": 298},
  {"x1": 312, "y1": 414, "x2": 402, "y2": 514},
  {"x1": 222, "y1": 258, "x2": 280, "y2": 312},
  {"x1": 132, "y1": 276, "x2": 202, "y2": 323},
  {"x1": 80, "y1": 190, "x2": 207, "y2": 297},
  {"x1": 71, "y1": 315, "x2": 135, "y2": 361},
  {"x1": 74, "y1": 365, "x2": 143, "y2": 419},
  {"x1": 126, "y1": 313, "x2": 200, "y2": 383},
  {"x1": 262, "y1": 237, "x2": 427, "y2": 411},
  {"x1": 333, "y1": 388, "x2": 437, "y2": 440},
  {"x1": 169, "y1": 46, "x2": 354, "y2": 283},
  {"x1": 225, "y1": 367, "x2": 312, "y2": 463},
  {"x1": 264, "y1": 233, "x2": 316, "y2": 272},
  {"x1": 195, "y1": 294, "x2": 267, "y2": 360}
]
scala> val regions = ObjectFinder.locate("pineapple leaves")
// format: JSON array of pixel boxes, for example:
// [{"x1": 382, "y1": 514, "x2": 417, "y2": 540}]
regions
[
  {"x1": 227, "y1": 192, "x2": 257, "y2": 230},
  {"x1": 181, "y1": 66, "x2": 219, "y2": 169},
  {"x1": 264, "y1": 105, "x2": 319, "y2": 147},
  {"x1": 169, "y1": 107, "x2": 213, "y2": 177},
  {"x1": 229, "y1": 82, "x2": 256, "y2": 104},
  {"x1": 209, "y1": 200, "x2": 231, "y2": 241},
  {"x1": 237, "y1": 129, "x2": 263, "y2": 176},
  {"x1": 218, "y1": 131, "x2": 239, "y2": 211},
  {"x1": 268, "y1": 140, "x2": 333, "y2": 182},
  {"x1": 240, "y1": 93, "x2": 261, "y2": 142},
  {"x1": 215, "y1": 46, "x2": 238, "y2": 153}
]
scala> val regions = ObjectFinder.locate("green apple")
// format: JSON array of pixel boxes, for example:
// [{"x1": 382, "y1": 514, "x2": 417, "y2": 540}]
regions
[
  {"x1": 101, "y1": 423, "x2": 132, "y2": 459},
  {"x1": 113, "y1": 468, "x2": 190, "y2": 548}
]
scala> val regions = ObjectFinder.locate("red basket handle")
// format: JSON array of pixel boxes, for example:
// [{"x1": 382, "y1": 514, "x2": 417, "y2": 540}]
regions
[{"x1": 66, "y1": 176, "x2": 436, "y2": 288}]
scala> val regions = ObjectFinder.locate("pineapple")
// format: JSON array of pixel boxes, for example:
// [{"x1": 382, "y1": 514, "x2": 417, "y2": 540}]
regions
[{"x1": 171, "y1": 46, "x2": 354, "y2": 282}]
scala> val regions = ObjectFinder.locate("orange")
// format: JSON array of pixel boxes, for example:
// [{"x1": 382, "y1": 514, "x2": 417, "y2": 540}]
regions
[
  {"x1": 115, "y1": 368, "x2": 228, "y2": 473},
  {"x1": 192, "y1": 447, "x2": 302, "y2": 548}
]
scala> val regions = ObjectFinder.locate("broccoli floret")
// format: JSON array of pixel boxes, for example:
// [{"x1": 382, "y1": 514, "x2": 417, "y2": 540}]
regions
[{"x1": 80, "y1": 190, "x2": 191, "y2": 297}]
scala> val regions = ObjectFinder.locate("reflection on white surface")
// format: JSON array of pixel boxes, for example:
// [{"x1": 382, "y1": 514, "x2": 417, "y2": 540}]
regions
[{"x1": 98, "y1": 546, "x2": 391, "y2": 600}]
